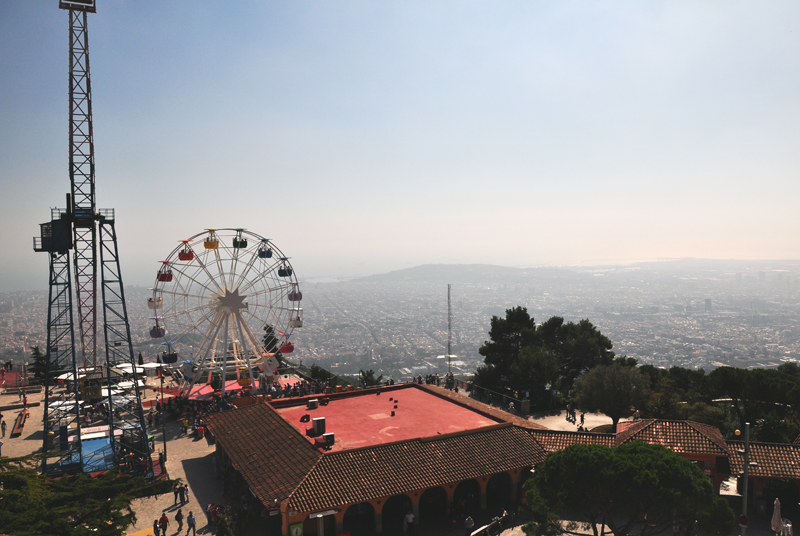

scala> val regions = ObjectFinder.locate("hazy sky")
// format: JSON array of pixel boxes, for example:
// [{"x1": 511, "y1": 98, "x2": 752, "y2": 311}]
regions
[{"x1": 2, "y1": 1, "x2": 799, "y2": 292}]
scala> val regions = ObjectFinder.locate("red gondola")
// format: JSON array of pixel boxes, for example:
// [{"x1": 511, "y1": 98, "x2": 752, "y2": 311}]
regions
[{"x1": 156, "y1": 262, "x2": 173, "y2": 282}]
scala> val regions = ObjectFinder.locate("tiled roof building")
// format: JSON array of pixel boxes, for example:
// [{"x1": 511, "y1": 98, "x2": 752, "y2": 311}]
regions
[
  {"x1": 526, "y1": 429, "x2": 614, "y2": 452},
  {"x1": 205, "y1": 384, "x2": 799, "y2": 536},
  {"x1": 206, "y1": 384, "x2": 548, "y2": 536}
]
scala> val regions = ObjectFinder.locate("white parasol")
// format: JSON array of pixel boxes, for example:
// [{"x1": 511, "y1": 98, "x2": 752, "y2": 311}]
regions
[{"x1": 771, "y1": 497, "x2": 782, "y2": 533}]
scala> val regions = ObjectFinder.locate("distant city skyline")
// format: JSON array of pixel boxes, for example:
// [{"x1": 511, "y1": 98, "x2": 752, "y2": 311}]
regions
[{"x1": 2, "y1": 2, "x2": 799, "y2": 292}]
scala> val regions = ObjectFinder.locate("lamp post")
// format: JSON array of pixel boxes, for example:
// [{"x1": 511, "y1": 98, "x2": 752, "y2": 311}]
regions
[
  {"x1": 159, "y1": 365, "x2": 167, "y2": 463},
  {"x1": 735, "y1": 422, "x2": 754, "y2": 536}
]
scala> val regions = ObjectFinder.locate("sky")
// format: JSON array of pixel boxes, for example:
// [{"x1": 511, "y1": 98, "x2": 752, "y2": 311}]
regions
[{"x1": 1, "y1": 1, "x2": 799, "y2": 292}]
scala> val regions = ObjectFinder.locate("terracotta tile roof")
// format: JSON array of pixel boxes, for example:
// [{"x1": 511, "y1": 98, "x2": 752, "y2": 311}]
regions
[
  {"x1": 418, "y1": 384, "x2": 550, "y2": 430},
  {"x1": 793, "y1": 434, "x2": 800, "y2": 447},
  {"x1": 526, "y1": 429, "x2": 615, "y2": 452},
  {"x1": 205, "y1": 402, "x2": 323, "y2": 509},
  {"x1": 615, "y1": 419, "x2": 730, "y2": 456},
  {"x1": 728, "y1": 441, "x2": 800, "y2": 479},
  {"x1": 287, "y1": 423, "x2": 547, "y2": 513}
]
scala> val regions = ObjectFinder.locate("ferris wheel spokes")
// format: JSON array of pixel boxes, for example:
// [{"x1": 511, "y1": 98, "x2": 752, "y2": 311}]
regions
[
  {"x1": 231, "y1": 244, "x2": 261, "y2": 293},
  {"x1": 169, "y1": 260, "x2": 222, "y2": 298},
  {"x1": 183, "y1": 308, "x2": 226, "y2": 395},
  {"x1": 234, "y1": 312, "x2": 262, "y2": 391},
  {"x1": 242, "y1": 282, "x2": 295, "y2": 302},
  {"x1": 185, "y1": 245, "x2": 226, "y2": 296},
  {"x1": 238, "y1": 261, "x2": 284, "y2": 295}
]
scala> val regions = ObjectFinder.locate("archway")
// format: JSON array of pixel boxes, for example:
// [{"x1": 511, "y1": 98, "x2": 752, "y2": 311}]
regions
[
  {"x1": 517, "y1": 466, "x2": 534, "y2": 505},
  {"x1": 343, "y1": 502, "x2": 376, "y2": 536},
  {"x1": 764, "y1": 479, "x2": 800, "y2": 516},
  {"x1": 453, "y1": 479, "x2": 481, "y2": 517},
  {"x1": 382, "y1": 494, "x2": 413, "y2": 535},
  {"x1": 419, "y1": 486, "x2": 448, "y2": 526},
  {"x1": 486, "y1": 472, "x2": 512, "y2": 511}
]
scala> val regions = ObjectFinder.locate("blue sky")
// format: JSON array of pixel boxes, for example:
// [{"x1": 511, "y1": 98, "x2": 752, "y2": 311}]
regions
[{"x1": 1, "y1": 1, "x2": 799, "y2": 291}]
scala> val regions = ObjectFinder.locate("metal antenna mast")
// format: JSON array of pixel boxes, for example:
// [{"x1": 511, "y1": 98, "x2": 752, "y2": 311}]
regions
[
  {"x1": 447, "y1": 284, "x2": 452, "y2": 374},
  {"x1": 34, "y1": 0, "x2": 150, "y2": 476}
]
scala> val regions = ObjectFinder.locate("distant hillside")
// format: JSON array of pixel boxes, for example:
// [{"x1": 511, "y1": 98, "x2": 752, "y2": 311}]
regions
[{"x1": 349, "y1": 264, "x2": 588, "y2": 285}]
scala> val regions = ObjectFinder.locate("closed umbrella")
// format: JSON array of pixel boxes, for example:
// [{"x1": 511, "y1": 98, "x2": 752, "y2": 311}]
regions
[{"x1": 771, "y1": 498, "x2": 782, "y2": 533}]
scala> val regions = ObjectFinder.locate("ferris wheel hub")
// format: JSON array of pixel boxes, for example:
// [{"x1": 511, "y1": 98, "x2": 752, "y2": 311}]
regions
[{"x1": 213, "y1": 288, "x2": 248, "y2": 313}]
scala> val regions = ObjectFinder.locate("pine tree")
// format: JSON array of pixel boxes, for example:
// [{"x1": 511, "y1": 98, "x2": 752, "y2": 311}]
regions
[{"x1": 29, "y1": 346, "x2": 48, "y2": 379}]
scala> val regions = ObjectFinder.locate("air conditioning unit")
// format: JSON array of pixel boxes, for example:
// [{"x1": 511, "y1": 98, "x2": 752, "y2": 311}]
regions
[
  {"x1": 323, "y1": 432, "x2": 335, "y2": 447},
  {"x1": 312, "y1": 417, "x2": 326, "y2": 436},
  {"x1": 307, "y1": 399, "x2": 319, "y2": 410}
]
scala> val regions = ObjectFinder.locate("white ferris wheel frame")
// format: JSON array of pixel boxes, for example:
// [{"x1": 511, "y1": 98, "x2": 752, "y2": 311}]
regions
[{"x1": 150, "y1": 228, "x2": 301, "y2": 395}]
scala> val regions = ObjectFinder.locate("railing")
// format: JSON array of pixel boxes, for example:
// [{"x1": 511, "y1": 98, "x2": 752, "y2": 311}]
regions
[
  {"x1": 470, "y1": 512, "x2": 515, "y2": 536},
  {"x1": 467, "y1": 383, "x2": 526, "y2": 414}
]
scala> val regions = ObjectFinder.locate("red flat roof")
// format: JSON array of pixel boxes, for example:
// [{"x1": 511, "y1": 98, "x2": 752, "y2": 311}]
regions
[{"x1": 276, "y1": 386, "x2": 502, "y2": 450}]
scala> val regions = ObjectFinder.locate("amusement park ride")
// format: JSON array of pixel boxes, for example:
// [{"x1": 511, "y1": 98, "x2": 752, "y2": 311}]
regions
[
  {"x1": 33, "y1": 0, "x2": 149, "y2": 475},
  {"x1": 32, "y1": 1, "x2": 303, "y2": 476},
  {"x1": 149, "y1": 229, "x2": 302, "y2": 397}
]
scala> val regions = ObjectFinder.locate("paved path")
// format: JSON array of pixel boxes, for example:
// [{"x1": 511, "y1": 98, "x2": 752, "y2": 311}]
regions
[
  {"x1": 127, "y1": 414, "x2": 230, "y2": 536},
  {"x1": 525, "y1": 408, "x2": 626, "y2": 432}
]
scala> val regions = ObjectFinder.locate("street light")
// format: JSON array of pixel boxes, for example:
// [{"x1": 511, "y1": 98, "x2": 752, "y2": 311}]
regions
[
  {"x1": 158, "y1": 364, "x2": 167, "y2": 463},
  {"x1": 735, "y1": 423, "x2": 758, "y2": 536}
]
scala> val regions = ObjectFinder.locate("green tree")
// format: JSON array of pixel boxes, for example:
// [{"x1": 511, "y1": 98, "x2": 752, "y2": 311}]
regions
[
  {"x1": 476, "y1": 306, "x2": 536, "y2": 389},
  {"x1": 705, "y1": 366, "x2": 794, "y2": 436},
  {"x1": 539, "y1": 317, "x2": 615, "y2": 389},
  {"x1": 0, "y1": 454, "x2": 176, "y2": 536},
  {"x1": 309, "y1": 364, "x2": 333, "y2": 382},
  {"x1": 215, "y1": 513, "x2": 234, "y2": 536},
  {"x1": 359, "y1": 369, "x2": 383, "y2": 387},
  {"x1": 524, "y1": 442, "x2": 734, "y2": 536},
  {"x1": 574, "y1": 362, "x2": 650, "y2": 432},
  {"x1": 475, "y1": 308, "x2": 614, "y2": 404},
  {"x1": 262, "y1": 324, "x2": 284, "y2": 365},
  {"x1": 29, "y1": 346, "x2": 48, "y2": 379}
]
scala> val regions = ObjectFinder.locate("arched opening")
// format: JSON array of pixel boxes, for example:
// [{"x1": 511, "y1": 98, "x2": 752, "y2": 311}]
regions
[
  {"x1": 382, "y1": 494, "x2": 413, "y2": 535},
  {"x1": 453, "y1": 479, "x2": 481, "y2": 517},
  {"x1": 518, "y1": 466, "x2": 534, "y2": 505},
  {"x1": 343, "y1": 502, "x2": 376, "y2": 536},
  {"x1": 764, "y1": 479, "x2": 800, "y2": 516},
  {"x1": 419, "y1": 486, "x2": 448, "y2": 526},
  {"x1": 486, "y1": 472, "x2": 513, "y2": 511}
]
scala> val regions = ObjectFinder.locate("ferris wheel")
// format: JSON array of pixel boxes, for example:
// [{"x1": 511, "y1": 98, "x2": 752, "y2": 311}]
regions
[{"x1": 149, "y1": 228, "x2": 302, "y2": 394}]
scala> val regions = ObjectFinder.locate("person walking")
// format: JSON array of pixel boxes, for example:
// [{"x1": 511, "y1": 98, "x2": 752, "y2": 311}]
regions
[
  {"x1": 186, "y1": 511, "x2": 196, "y2": 536},
  {"x1": 152, "y1": 519, "x2": 159, "y2": 536},
  {"x1": 175, "y1": 508, "x2": 184, "y2": 532},
  {"x1": 178, "y1": 484, "x2": 186, "y2": 505},
  {"x1": 404, "y1": 510, "x2": 414, "y2": 536},
  {"x1": 183, "y1": 484, "x2": 190, "y2": 504},
  {"x1": 1, "y1": 419, "x2": 6, "y2": 438},
  {"x1": 173, "y1": 484, "x2": 180, "y2": 505},
  {"x1": 465, "y1": 515, "x2": 475, "y2": 536},
  {"x1": 158, "y1": 512, "x2": 169, "y2": 536}
]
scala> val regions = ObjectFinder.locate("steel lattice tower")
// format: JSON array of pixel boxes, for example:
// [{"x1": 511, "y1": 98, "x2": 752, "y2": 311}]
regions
[{"x1": 34, "y1": 0, "x2": 150, "y2": 476}]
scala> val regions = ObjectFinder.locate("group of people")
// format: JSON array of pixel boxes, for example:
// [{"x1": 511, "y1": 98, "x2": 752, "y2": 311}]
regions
[
  {"x1": 149, "y1": 484, "x2": 196, "y2": 536},
  {"x1": 414, "y1": 371, "x2": 458, "y2": 389},
  {"x1": 154, "y1": 509, "x2": 195, "y2": 536},
  {"x1": 258, "y1": 377, "x2": 332, "y2": 398},
  {"x1": 565, "y1": 403, "x2": 588, "y2": 430},
  {"x1": 205, "y1": 501, "x2": 250, "y2": 534}
]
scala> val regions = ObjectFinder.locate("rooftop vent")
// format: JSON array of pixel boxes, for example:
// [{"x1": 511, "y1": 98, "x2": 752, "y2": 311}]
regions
[
  {"x1": 307, "y1": 399, "x2": 319, "y2": 410},
  {"x1": 312, "y1": 417, "x2": 326, "y2": 436}
]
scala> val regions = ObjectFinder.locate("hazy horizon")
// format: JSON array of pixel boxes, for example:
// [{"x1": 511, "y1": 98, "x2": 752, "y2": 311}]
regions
[{"x1": 2, "y1": 2, "x2": 799, "y2": 292}]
